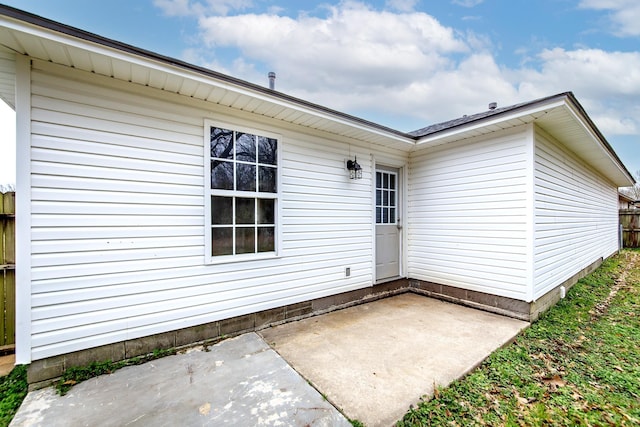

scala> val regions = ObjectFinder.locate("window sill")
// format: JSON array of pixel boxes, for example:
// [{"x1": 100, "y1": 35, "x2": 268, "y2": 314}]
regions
[{"x1": 205, "y1": 252, "x2": 280, "y2": 265}]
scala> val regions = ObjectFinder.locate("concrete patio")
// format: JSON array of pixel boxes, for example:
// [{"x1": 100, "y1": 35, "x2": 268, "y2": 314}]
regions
[{"x1": 11, "y1": 293, "x2": 528, "y2": 427}]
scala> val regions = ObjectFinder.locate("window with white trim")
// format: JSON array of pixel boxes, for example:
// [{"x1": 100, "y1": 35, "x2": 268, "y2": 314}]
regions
[{"x1": 205, "y1": 123, "x2": 279, "y2": 261}]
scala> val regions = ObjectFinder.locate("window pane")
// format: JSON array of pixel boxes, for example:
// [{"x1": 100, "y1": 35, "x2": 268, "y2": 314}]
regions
[
  {"x1": 383, "y1": 208, "x2": 388, "y2": 223},
  {"x1": 383, "y1": 190, "x2": 388, "y2": 206},
  {"x1": 376, "y1": 172, "x2": 382, "y2": 188},
  {"x1": 376, "y1": 207, "x2": 382, "y2": 223},
  {"x1": 258, "y1": 227, "x2": 275, "y2": 252},
  {"x1": 258, "y1": 136, "x2": 277, "y2": 165},
  {"x1": 383, "y1": 173, "x2": 389, "y2": 189},
  {"x1": 236, "y1": 198, "x2": 255, "y2": 224},
  {"x1": 390, "y1": 190, "x2": 396, "y2": 207},
  {"x1": 236, "y1": 133, "x2": 256, "y2": 162},
  {"x1": 258, "y1": 199, "x2": 275, "y2": 224},
  {"x1": 390, "y1": 208, "x2": 396, "y2": 223},
  {"x1": 236, "y1": 227, "x2": 255, "y2": 254},
  {"x1": 389, "y1": 174, "x2": 396, "y2": 190},
  {"x1": 259, "y1": 166, "x2": 277, "y2": 193},
  {"x1": 211, "y1": 227, "x2": 233, "y2": 256},
  {"x1": 376, "y1": 190, "x2": 382, "y2": 206},
  {"x1": 236, "y1": 164, "x2": 256, "y2": 192},
  {"x1": 211, "y1": 160, "x2": 234, "y2": 190},
  {"x1": 211, "y1": 196, "x2": 232, "y2": 225},
  {"x1": 211, "y1": 128, "x2": 233, "y2": 159}
]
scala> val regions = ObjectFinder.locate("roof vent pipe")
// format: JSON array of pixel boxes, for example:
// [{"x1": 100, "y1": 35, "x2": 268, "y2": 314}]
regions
[
  {"x1": 268, "y1": 72, "x2": 276, "y2": 90},
  {"x1": 488, "y1": 102, "x2": 497, "y2": 110}
]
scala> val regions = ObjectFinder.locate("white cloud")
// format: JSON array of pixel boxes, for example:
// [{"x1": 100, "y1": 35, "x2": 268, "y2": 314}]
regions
[
  {"x1": 154, "y1": 0, "x2": 253, "y2": 17},
  {"x1": 512, "y1": 47, "x2": 640, "y2": 136},
  {"x1": 157, "y1": 0, "x2": 640, "y2": 145},
  {"x1": 193, "y1": 1, "x2": 474, "y2": 121},
  {"x1": 451, "y1": 0, "x2": 484, "y2": 8},
  {"x1": 385, "y1": 0, "x2": 418, "y2": 12},
  {"x1": 579, "y1": 0, "x2": 640, "y2": 37}
]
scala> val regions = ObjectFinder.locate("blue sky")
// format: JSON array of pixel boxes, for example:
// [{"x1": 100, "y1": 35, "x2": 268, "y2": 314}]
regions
[{"x1": 1, "y1": 0, "x2": 639, "y2": 186}]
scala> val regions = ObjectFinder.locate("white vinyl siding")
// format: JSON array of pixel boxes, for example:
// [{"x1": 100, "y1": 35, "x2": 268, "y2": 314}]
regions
[
  {"x1": 408, "y1": 127, "x2": 531, "y2": 300},
  {"x1": 0, "y1": 50, "x2": 15, "y2": 107},
  {"x1": 533, "y1": 128, "x2": 619, "y2": 299},
  {"x1": 28, "y1": 59, "x2": 374, "y2": 360}
]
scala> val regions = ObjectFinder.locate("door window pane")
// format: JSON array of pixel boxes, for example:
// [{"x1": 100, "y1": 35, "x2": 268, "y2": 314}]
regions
[
  {"x1": 376, "y1": 172, "x2": 382, "y2": 188},
  {"x1": 390, "y1": 191, "x2": 396, "y2": 207},
  {"x1": 376, "y1": 207, "x2": 382, "y2": 223},
  {"x1": 390, "y1": 208, "x2": 396, "y2": 223}
]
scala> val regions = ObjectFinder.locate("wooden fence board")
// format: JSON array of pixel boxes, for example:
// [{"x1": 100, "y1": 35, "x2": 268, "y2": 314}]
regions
[
  {"x1": 1, "y1": 192, "x2": 15, "y2": 346},
  {"x1": 620, "y1": 209, "x2": 640, "y2": 248}
]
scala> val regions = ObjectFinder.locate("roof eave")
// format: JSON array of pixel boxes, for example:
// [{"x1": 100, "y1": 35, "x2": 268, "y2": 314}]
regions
[{"x1": 0, "y1": 4, "x2": 415, "y2": 148}]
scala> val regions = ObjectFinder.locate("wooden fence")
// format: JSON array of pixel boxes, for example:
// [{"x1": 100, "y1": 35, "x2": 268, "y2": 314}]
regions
[
  {"x1": 1, "y1": 191, "x2": 15, "y2": 347},
  {"x1": 620, "y1": 209, "x2": 640, "y2": 248}
]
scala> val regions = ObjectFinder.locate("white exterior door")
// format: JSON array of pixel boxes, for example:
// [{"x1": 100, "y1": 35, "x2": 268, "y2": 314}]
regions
[{"x1": 375, "y1": 168, "x2": 400, "y2": 281}]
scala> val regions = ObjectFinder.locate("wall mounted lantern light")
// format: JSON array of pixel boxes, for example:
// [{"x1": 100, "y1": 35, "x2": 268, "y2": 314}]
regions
[{"x1": 347, "y1": 156, "x2": 363, "y2": 179}]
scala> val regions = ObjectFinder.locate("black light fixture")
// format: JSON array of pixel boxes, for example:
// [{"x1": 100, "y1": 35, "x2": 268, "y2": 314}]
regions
[{"x1": 347, "y1": 156, "x2": 362, "y2": 179}]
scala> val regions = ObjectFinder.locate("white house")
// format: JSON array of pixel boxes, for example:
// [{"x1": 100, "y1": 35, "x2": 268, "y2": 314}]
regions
[{"x1": 0, "y1": 5, "x2": 634, "y2": 386}]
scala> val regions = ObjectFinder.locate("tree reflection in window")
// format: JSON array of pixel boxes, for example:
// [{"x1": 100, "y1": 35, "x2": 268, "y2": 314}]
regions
[{"x1": 209, "y1": 126, "x2": 278, "y2": 257}]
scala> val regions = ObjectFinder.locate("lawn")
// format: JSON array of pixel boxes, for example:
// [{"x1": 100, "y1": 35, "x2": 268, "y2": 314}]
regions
[{"x1": 398, "y1": 249, "x2": 640, "y2": 426}]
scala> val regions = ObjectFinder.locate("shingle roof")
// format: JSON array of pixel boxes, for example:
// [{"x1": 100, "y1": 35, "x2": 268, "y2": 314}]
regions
[{"x1": 409, "y1": 92, "x2": 573, "y2": 137}]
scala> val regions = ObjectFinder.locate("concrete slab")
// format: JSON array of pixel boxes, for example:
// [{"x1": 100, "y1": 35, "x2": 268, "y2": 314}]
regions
[
  {"x1": 10, "y1": 333, "x2": 351, "y2": 427},
  {"x1": 260, "y1": 293, "x2": 529, "y2": 427},
  {"x1": 0, "y1": 353, "x2": 15, "y2": 377}
]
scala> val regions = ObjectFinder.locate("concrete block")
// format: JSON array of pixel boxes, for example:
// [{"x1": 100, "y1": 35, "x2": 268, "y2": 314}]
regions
[
  {"x1": 27, "y1": 355, "x2": 64, "y2": 384},
  {"x1": 125, "y1": 331, "x2": 176, "y2": 358},
  {"x1": 312, "y1": 289, "x2": 369, "y2": 311},
  {"x1": 175, "y1": 322, "x2": 220, "y2": 347},
  {"x1": 466, "y1": 290, "x2": 498, "y2": 307},
  {"x1": 220, "y1": 314, "x2": 255, "y2": 336},
  {"x1": 374, "y1": 279, "x2": 409, "y2": 294},
  {"x1": 410, "y1": 280, "x2": 441, "y2": 294},
  {"x1": 286, "y1": 302, "x2": 313, "y2": 319},
  {"x1": 496, "y1": 296, "x2": 530, "y2": 316},
  {"x1": 441, "y1": 284, "x2": 467, "y2": 300},
  {"x1": 255, "y1": 307, "x2": 286, "y2": 329},
  {"x1": 65, "y1": 342, "x2": 126, "y2": 369}
]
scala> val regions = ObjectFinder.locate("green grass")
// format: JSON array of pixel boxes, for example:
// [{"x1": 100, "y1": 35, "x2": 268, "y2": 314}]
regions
[
  {"x1": 398, "y1": 249, "x2": 640, "y2": 426},
  {"x1": 0, "y1": 365, "x2": 28, "y2": 427}
]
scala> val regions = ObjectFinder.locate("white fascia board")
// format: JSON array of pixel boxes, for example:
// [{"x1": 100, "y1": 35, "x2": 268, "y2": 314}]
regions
[
  {"x1": 0, "y1": 15, "x2": 415, "y2": 147},
  {"x1": 414, "y1": 99, "x2": 567, "y2": 147},
  {"x1": 563, "y1": 101, "x2": 635, "y2": 187}
]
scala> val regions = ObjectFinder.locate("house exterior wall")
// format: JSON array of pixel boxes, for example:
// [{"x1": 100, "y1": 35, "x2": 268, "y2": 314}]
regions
[
  {"x1": 407, "y1": 126, "x2": 532, "y2": 301},
  {"x1": 25, "y1": 59, "x2": 393, "y2": 361},
  {"x1": 533, "y1": 126, "x2": 619, "y2": 299},
  {"x1": 0, "y1": 50, "x2": 15, "y2": 106}
]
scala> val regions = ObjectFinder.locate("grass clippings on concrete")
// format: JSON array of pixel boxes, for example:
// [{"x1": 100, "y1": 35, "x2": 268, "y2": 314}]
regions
[{"x1": 398, "y1": 249, "x2": 640, "y2": 427}]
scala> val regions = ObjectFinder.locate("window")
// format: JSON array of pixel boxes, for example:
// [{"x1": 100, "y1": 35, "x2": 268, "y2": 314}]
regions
[
  {"x1": 205, "y1": 123, "x2": 279, "y2": 261},
  {"x1": 376, "y1": 171, "x2": 397, "y2": 224}
]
